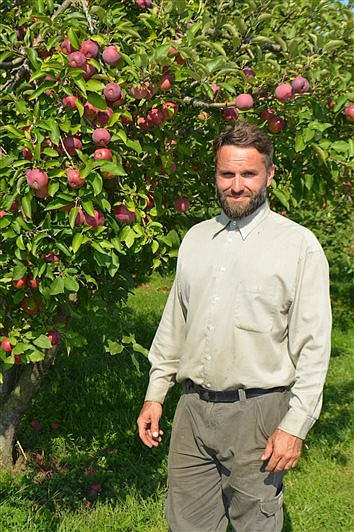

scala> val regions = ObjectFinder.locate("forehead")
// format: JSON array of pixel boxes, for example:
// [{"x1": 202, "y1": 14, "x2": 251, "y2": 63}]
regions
[{"x1": 216, "y1": 145, "x2": 266, "y2": 167}]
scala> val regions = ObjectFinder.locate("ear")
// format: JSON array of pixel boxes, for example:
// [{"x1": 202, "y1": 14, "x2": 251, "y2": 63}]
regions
[{"x1": 266, "y1": 164, "x2": 275, "y2": 187}]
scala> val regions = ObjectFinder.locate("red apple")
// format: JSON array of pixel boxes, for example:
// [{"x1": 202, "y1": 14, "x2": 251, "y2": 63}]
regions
[
  {"x1": 30, "y1": 419, "x2": 42, "y2": 432},
  {"x1": 242, "y1": 66, "x2": 255, "y2": 78},
  {"x1": 158, "y1": 74, "x2": 173, "y2": 91},
  {"x1": 63, "y1": 136, "x2": 82, "y2": 155},
  {"x1": 82, "y1": 62, "x2": 96, "y2": 80},
  {"x1": 74, "y1": 208, "x2": 86, "y2": 226},
  {"x1": 48, "y1": 329, "x2": 60, "y2": 345},
  {"x1": 111, "y1": 92, "x2": 125, "y2": 106},
  {"x1": 147, "y1": 108, "x2": 164, "y2": 126},
  {"x1": 13, "y1": 355, "x2": 22, "y2": 365},
  {"x1": 94, "y1": 107, "x2": 113, "y2": 127},
  {"x1": 22, "y1": 147, "x2": 33, "y2": 160},
  {"x1": 102, "y1": 45, "x2": 120, "y2": 65},
  {"x1": 66, "y1": 168, "x2": 85, "y2": 189},
  {"x1": 63, "y1": 95, "x2": 78, "y2": 109},
  {"x1": 84, "y1": 101, "x2": 99, "y2": 121},
  {"x1": 51, "y1": 421, "x2": 60, "y2": 431},
  {"x1": 80, "y1": 40, "x2": 99, "y2": 59},
  {"x1": 114, "y1": 204, "x2": 136, "y2": 224},
  {"x1": 235, "y1": 93, "x2": 254, "y2": 110},
  {"x1": 85, "y1": 210, "x2": 105, "y2": 227},
  {"x1": 35, "y1": 183, "x2": 49, "y2": 198},
  {"x1": 137, "y1": 116, "x2": 152, "y2": 129},
  {"x1": 224, "y1": 107, "x2": 238, "y2": 121},
  {"x1": 1, "y1": 337, "x2": 13, "y2": 352},
  {"x1": 26, "y1": 169, "x2": 48, "y2": 190},
  {"x1": 291, "y1": 76, "x2": 309, "y2": 94},
  {"x1": 136, "y1": 0, "x2": 153, "y2": 8},
  {"x1": 268, "y1": 115, "x2": 286, "y2": 133},
  {"x1": 174, "y1": 197, "x2": 190, "y2": 213},
  {"x1": 61, "y1": 37, "x2": 74, "y2": 55},
  {"x1": 13, "y1": 277, "x2": 27, "y2": 289},
  {"x1": 28, "y1": 278, "x2": 39, "y2": 289},
  {"x1": 260, "y1": 108, "x2": 276, "y2": 121},
  {"x1": 93, "y1": 148, "x2": 112, "y2": 160},
  {"x1": 344, "y1": 104, "x2": 354, "y2": 121},
  {"x1": 44, "y1": 252, "x2": 60, "y2": 262},
  {"x1": 0, "y1": 210, "x2": 7, "y2": 218},
  {"x1": 275, "y1": 83, "x2": 293, "y2": 102},
  {"x1": 21, "y1": 296, "x2": 40, "y2": 316},
  {"x1": 92, "y1": 128, "x2": 111, "y2": 147},
  {"x1": 68, "y1": 51, "x2": 86, "y2": 68},
  {"x1": 162, "y1": 101, "x2": 178, "y2": 120},
  {"x1": 103, "y1": 82, "x2": 122, "y2": 102}
]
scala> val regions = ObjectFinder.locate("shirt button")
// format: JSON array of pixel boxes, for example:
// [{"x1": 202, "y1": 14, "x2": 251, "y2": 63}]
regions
[
  {"x1": 206, "y1": 355, "x2": 211, "y2": 360},
  {"x1": 232, "y1": 221, "x2": 237, "y2": 227},
  {"x1": 206, "y1": 383, "x2": 211, "y2": 388},
  {"x1": 214, "y1": 296, "x2": 220, "y2": 303},
  {"x1": 227, "y1": 238, "x2": 232, "y2": 243},
  {"x1": 207, "y1": 325, "x2": 214, "y2": 331},
  {"x1": 220, "y1": 266, "x2": 225, "y2": 272}
]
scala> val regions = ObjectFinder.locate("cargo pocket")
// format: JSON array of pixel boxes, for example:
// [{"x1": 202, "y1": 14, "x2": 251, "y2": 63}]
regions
[{"x1": 258, "y1": 490, "x2": 284, "y2": 531}]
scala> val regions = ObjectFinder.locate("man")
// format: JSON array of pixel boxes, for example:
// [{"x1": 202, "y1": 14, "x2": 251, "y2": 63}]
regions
[{"x1": 137, "y1": 120, "x2": 331, "y2": 532}]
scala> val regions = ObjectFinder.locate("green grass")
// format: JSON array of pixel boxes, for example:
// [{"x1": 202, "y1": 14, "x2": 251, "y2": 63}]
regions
[{"x1": 0, "y1": 274, "x2": 352, "y2": 531}]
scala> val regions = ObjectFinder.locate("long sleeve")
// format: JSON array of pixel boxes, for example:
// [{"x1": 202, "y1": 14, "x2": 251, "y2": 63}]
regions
[
  {"x1": 144, "y1": 273, "x2": 187, "y2": 403},
  {"x1": 277, "y1": 247, "x2": 332, "y2": 439}
]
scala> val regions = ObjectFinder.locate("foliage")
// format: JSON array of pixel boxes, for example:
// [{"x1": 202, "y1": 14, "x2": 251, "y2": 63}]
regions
[
  {"x1": 0, "y1": 0, "x2": 353, "y2": 467},
  {"x1": 0, "y1": 276, "x2": 352, "y2": 531}
]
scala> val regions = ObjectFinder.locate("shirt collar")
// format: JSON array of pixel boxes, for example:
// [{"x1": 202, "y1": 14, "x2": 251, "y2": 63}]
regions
[{"x1": 214, "y1": 201, "x2": 270, "y2": 240}]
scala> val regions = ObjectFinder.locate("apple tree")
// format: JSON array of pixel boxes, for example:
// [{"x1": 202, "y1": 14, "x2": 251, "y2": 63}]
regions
[{"x1": 0, "y1": 0, "x2": 352, "y2": 469}]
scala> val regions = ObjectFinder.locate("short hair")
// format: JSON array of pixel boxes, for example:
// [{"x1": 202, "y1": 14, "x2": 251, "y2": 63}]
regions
[{"x1": 213, "y1": 120, "x2": 274, "y2": 169}]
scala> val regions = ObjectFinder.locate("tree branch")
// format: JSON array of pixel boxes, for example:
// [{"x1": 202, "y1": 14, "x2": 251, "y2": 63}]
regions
[
  {"x1": 182, "y1": 96, "x2": 235, "y2": 108},
  {"x1": 78, "y1": 0, "x2": 95, "y2": 34}
]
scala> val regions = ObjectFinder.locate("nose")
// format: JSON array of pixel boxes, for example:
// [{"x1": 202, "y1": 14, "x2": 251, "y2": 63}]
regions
[{"x1": 230, "y1": 175, "x2": 244, "y2": 193}]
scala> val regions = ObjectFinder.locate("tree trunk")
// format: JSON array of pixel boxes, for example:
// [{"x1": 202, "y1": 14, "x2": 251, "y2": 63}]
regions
[{"x1": 0, "y1": 346, "x2": 57, "y2": 471}]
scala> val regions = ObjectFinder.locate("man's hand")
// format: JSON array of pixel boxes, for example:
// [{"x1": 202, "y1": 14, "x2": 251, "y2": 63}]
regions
[
  {"x1": 262, "y1": 428, "x2": 303, "y2": 472},
  {"x1": 137, "y1": 401, "x2": 163, "y2": 448}
]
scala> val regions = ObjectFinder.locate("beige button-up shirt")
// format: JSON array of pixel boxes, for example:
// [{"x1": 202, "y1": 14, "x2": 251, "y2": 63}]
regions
[{"x1": 145, "y1": 202, "x2": 332, "y2": 439}]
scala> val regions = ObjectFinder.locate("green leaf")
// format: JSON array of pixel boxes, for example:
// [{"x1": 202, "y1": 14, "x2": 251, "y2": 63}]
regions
[
  {"x1": 273, "y1": 189, "x2": 289, "y2": 209},
  {"x1": 125, "y1": 139, "x2": 142, "y2": 153},
  {"x1": 86, "y1": 80, "x2": 106, "y2": 92},
  {"x1": 49, "y1": 277, "x2": 65, "y2": 295},
  {"x1": 12, "y1": 264, "x2": 27, "y2": 280},
  {"x1": 28, "y1": 350, "x2": 45, "y2": 362},
  {"x1": 72, "y1": 233, "x2": 83, "y2": 253},
  {"x1": 295, "y1": 134, "x2": 305, "y2": 152},
  {"x1": 67, "y1": 27, "x2": 81, "y2": 49},
  {"x1": 99, "y1": 162, "x2": 127, "y2": 176},
  {"x1": 105, "y1": 339, "x2": 124, "y2": 355},
  {"x1": 33, "y1": 335, "x2": 52, "y2": 349},
  {"x1": 87, "y1": 93, "x2": 107, "y2": 110},
  {"x1": 91, "y1": 173, "x2": 103, "y2": 196},
  {"x1": 82, "y1": 201, "x2": 95, "y2": 217},
  {"x1": 64, "y1": 275, "x2": 79, "y2": 292},
  {"x1": 21, "y1": 192, "x2": 32, "y2": 219}
]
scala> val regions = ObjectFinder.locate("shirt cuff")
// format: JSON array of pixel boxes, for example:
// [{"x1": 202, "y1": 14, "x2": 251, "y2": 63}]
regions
[
  {"x1": 144, "y1": 380, "x2": 171, "y2": 404},
  {"x1": 277, "y1": 408, "x2": 316, "y2": 440}
]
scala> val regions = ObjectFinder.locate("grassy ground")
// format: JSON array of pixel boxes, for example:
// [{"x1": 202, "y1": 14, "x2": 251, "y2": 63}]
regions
[{"x1": 0, "y1": 274, "x2": 352, "y2": 531}]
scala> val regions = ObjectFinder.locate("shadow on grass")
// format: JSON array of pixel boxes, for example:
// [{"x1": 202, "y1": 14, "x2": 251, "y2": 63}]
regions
[{"x1": 9, "y1": 295, "x2": 352, "y2": 528}]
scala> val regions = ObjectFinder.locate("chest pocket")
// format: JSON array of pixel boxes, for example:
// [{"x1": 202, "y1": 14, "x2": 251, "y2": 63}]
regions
[{"x1": 234, "y1": 282, "x2": 278, "y2": 333}]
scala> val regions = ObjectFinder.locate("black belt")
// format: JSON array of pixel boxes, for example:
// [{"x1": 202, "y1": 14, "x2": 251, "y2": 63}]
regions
[{"x1": 184, "y1": 379, "x2": 289, "y2": 403}]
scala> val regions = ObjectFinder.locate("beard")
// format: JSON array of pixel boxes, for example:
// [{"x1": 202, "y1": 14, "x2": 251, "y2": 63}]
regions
[{"x1": 216, "y1": 184, "x2": 267, "y2": 220}]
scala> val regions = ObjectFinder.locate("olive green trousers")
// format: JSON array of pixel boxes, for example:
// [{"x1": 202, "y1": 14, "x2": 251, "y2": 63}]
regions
[{"x1": 166, "y1": 389, "x2": 290, "y2": 532}]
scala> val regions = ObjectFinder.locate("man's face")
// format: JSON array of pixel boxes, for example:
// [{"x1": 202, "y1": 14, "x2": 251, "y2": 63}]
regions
[{"x1": 215, "y1": 145, "x2": 275, "y2": 220}]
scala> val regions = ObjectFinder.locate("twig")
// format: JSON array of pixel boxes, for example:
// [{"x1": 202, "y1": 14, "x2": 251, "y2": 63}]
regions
[
  {"x1": 16, "y1": 439, "x2": 28, "y2": 461},
  {"x1": 78, "y1": 0, "x2": 95, "y2": 34},
  {"x1": 0, "y1": 57, "x2": 25, "y2": 69},
  {"x1": 183, "y1": 96, "x2": 235, "y2": 108}
]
